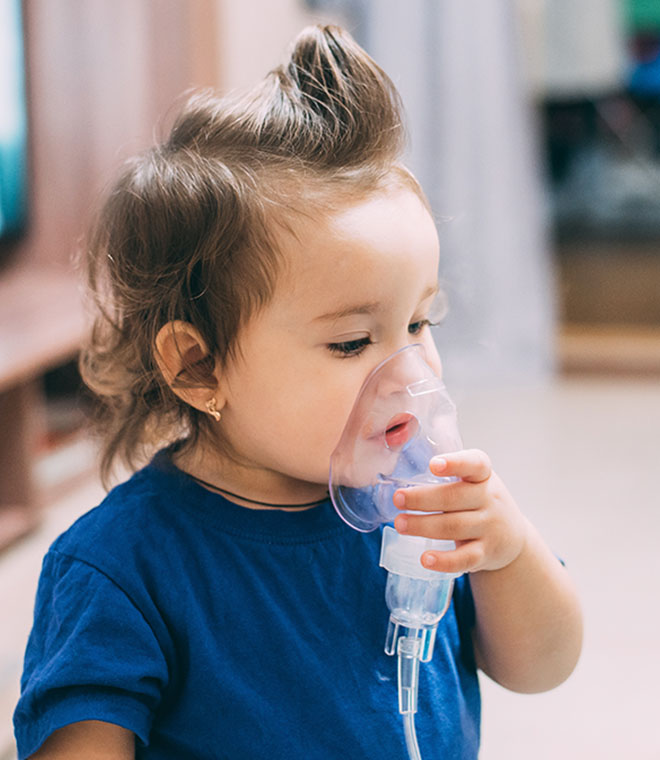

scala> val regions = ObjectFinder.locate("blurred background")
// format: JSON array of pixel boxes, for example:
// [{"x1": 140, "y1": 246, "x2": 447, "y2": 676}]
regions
[{"x1": 0, "y1": 0, "x2": 658, "y2": 758}]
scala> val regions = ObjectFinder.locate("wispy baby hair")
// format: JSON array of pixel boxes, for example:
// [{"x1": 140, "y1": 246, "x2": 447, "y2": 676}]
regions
[{"x1": 80, "y1": 24, "x2": 414, "y2": 483}]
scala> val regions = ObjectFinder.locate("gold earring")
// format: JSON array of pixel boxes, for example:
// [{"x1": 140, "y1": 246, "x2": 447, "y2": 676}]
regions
[{"x1": 205, "y1": 397, "x2": 221, "y2": 422}]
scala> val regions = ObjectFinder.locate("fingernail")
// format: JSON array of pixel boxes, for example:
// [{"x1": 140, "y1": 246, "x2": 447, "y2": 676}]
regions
[
  {"x1": 395, "y1": 516, "x2": 408, "y2": 533},
  {"x1": 422, "y1": 553, "x2": 437, "y2": 567},
  {"x1": 432, "y1": 457, "x2": 447, "y2": 471},
  {"x1": 393, "y1": 491, "x2": 406, "y2": 508}
]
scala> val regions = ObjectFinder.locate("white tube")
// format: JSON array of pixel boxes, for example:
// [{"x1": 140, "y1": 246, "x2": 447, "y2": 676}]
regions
[
  {"x1": 398, "y1": 636, "x2": 423, "y2": 760},
  {"x1": 403, "y1": 712, "x2": 422, "y2": 760}
]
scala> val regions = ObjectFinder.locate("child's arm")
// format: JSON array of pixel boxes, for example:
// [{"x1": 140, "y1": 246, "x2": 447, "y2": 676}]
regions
[
  {"x1": 28, "y1": 720, "x2": 134, "y2": 760},
  {"x1": 393, "y1": 450, "x2": 583, "y2": 693}
]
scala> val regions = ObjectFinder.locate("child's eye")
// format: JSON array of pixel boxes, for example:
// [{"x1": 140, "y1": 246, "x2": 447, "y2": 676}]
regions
[
  {"x1": 408, "y1": 289, "x2": 449, "y2": 337},
  {"x1": 408, "y1": 319, "x2": 433, "y2": 335},
  {"x1": 327, "y1": 336, "x2": 372, "y2": 358}
]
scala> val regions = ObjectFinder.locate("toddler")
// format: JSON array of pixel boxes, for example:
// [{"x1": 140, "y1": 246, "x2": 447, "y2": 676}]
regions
[{"x1": 14, "y1": 25, "x2": 582, "y2": 760}]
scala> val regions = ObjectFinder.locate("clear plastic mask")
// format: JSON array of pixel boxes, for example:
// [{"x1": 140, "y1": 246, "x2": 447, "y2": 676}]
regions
[{"x1": 329, "y1": 343, "x2": 462, "y2": 532}]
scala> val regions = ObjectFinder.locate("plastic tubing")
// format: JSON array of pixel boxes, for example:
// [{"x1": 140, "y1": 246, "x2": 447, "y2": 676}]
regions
[
  {"x1": 403, "y1": 712, "x2": 422, "y2": 760},
  {"x1": 398, "y1": 635, "x2": 423, "y2": 760}
]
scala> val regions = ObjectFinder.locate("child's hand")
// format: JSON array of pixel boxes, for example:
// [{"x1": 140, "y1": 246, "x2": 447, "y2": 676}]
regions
[
  {"x1": 393, "y1": 450, "x2": 529, "y2": 574},
  {"x1": 393, "y1": 450, "x2": 583, "y2": 693}
]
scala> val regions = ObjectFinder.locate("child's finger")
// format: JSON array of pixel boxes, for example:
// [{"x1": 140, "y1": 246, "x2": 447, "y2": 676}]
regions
[
  {"x1": 429, "y1": 449, "x2": 492, "y2": 483},
  {"x1": 420, "y1": 541, "x2": 485, "y2": 574},
  {"x1": 394, "y1": 510, "x2": 482, "y2": 542},
  {"x1": 392, "y1": 480, "x2": 483, "y2": 512}
]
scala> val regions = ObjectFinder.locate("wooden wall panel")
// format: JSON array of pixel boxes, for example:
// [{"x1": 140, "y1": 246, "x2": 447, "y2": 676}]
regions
[
  {"x1": 5, "y1": 0, "x2": 219, "y2": 272},
  {"x1": 0, "y1": 0, "x2": 219, "y2": 547}
]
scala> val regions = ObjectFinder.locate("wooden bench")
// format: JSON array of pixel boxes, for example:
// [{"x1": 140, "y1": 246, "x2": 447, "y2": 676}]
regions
[
  {"x1": 0, "y1": 263, "x2": 85, "y2": 550},
  {"x1": 0, "y1": 0, "x2": 220, "y2": 555}
]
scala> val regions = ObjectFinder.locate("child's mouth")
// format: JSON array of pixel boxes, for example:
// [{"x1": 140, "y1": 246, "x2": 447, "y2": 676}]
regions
[{"x1": 384, "y1": 413, "x2": 417, "y2": 449}]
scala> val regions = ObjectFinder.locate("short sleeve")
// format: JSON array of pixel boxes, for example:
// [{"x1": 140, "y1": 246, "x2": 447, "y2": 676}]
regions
[
  {"x1": 14, "y1": 550, "x2": 169, "y2": 760},
  {"x1": 451, "y1": 573, "x2": 477, "y2": 670},
  {"x1": 453, "y1": 573, "x2": 476, "y2": 630}
]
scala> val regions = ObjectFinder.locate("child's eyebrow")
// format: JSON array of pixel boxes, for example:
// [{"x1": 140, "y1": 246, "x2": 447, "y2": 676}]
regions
[
  {"x1": 312, "y1": 284, "x2": 439, "y2": 323},
  {"x1": 313, "y1": 302, "x2": 381, "y2": 322},
  {"x1": 423, "y1": 283, "x2": 440, "y2": 300}
]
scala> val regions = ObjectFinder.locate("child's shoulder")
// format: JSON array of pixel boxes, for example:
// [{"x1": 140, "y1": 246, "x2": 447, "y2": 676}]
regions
[{"x1": 49, "y1": 450, "x2": 187, "y2": 577}]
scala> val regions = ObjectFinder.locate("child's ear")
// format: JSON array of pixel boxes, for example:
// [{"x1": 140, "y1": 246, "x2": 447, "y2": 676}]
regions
[{"x1": 154, "y1": 321, "x2": 223, "y2": 413}]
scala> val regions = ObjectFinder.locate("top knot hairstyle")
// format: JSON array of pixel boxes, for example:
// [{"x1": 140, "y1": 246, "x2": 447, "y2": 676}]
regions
[{"x1": 80, "y1": 25, "x2": 424, "y2": 482}]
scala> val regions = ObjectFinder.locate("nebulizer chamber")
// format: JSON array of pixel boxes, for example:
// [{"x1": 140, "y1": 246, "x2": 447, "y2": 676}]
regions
[{"x1": 329, "y1": 344, "x2": 462, "y2": 760}]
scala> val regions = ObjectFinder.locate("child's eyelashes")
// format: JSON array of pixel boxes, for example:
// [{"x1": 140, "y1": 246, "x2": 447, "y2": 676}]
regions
[
  {"x1": 327, "y1": 336, "x2": 372, "y2": 358},
  {"x1": 327, "y1": 318, "x2": 442, "y2": 357},
  {"x1": 408, "y1": 319, "x2": 430, "y2": 335},
  {"x1": 408, "y1": 317, "x2": 443, "y2": 335}
]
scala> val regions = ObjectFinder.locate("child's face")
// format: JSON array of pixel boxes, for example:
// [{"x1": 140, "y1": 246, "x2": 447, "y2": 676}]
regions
[{"x1": 216, "y1": 184, "x2": 442, "y2": 501}]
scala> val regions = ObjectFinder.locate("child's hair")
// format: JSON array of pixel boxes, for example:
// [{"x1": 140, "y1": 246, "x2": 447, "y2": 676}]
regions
[{"x1": 80, "y1": 24, "x2": 425, "y2": 483}]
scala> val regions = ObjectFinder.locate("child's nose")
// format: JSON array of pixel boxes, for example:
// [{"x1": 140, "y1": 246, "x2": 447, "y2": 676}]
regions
[
  {"x1": 377, "y1": 364, "x2": 419, "y2": 399},
  {"x1": 372, "y1": 342, "x2": 441, "y2": 401},
  {"x1": 421, "y1": 340, "x2": 443, "y2": 378}
]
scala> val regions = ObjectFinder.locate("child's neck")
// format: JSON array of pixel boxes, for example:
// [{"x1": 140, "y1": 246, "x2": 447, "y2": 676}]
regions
[{"x1": 172, "y1": 445, "x2": 328, "y2": 511}]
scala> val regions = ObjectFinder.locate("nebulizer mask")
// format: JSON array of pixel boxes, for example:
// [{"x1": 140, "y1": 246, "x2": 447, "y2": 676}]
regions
[{"x1": 329, "y1": 344, "x2": 463, "y2": 760}]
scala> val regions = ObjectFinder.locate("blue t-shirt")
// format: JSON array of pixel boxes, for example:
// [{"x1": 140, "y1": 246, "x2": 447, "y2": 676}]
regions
[{"x1": 14, "y1": 451, "x2": 480, "y2": 759}]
